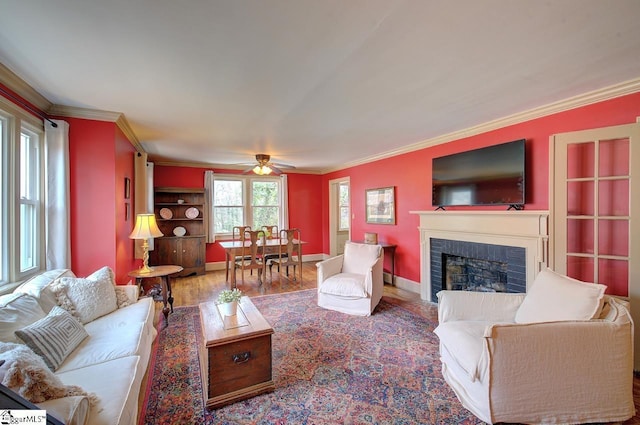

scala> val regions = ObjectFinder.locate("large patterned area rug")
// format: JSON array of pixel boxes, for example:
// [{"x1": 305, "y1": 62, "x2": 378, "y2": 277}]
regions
[{"x1": 139, "y1": 289, "x2": 481, "y2": 424}]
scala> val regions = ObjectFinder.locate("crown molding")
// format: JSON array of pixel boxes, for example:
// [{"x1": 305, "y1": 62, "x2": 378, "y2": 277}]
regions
[
  {"x1": 323, "y1": 76, "x2": 640, "y2": 174},
  {"x1": 48, "y1": 104, "x2": 144, "y2": 152},
  {"x1": 0, "y1": 63, "x2": 52, "y2": 112},
  {"x1": 48, "y1": 104, "x2": 121, "y2": 122}
]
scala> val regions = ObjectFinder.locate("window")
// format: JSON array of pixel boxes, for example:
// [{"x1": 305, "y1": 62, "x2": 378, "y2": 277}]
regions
[
  {"x1": 0, "y1": 100, "x2": 44, "y2": 285},
  {"x1": 19, "y1": 128, "x2": 41, "y2": 273},
  {"x1": 213, "y1": 175, "x2": 284, "y2": 235},
  {"x1": 338, "y1": 182, "x2": 350, "y2": 231}
]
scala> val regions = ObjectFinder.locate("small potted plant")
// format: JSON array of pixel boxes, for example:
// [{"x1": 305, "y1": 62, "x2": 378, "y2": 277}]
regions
[{"x1": 217, "y1": 288, "x2": 243, "y2": 316}]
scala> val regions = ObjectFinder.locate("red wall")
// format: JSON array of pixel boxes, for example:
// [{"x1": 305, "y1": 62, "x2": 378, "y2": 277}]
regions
[
  {"x1": 66, "y1": 117, "x2": 136, "y2": 283},
  {"x1": 68, "y1": 118, "x2": 117, "y2": 276},
  {"x1": 323, "y1": 91, "x2": 640, "y2": 284},
  {"x1": 114, "y1": 126, "x2": 137, "y2": 282},
  {"x1": 153, "y1": 166, "x2": 324, "y2": 263}
]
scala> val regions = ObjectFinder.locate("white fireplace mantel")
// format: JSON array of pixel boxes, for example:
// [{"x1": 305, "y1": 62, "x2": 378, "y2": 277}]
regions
[{"x1": 410, "y1": 210, "x2": 550, "y2": 301}]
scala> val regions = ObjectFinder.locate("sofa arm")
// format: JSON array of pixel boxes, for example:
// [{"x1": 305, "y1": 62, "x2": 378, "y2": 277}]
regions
[
  {"x1": 316, "y1": 255, "x2": 344, "y2": 288},
  {"x1": 37, "y1": 395, "x2": 89, "y2": 425},
  {"x1": 437, "y1": 290, "x2": 526, "y2": 324},
  {"x1": 485, "y1": 314, "x2": 634, "y2": 423}
]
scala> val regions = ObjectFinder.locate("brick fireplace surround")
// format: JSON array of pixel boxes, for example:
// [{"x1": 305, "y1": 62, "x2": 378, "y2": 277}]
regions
[{"x1": 410, "y1": 211, "x2": 549, "y2": 302}]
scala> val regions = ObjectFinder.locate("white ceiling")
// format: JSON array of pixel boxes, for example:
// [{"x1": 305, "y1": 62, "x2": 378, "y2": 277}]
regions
[{"x1": 1, "y1": 0, "x2": 640, "y2": 173}]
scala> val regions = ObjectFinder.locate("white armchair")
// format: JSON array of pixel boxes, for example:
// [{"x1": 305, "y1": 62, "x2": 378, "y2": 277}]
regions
[
  {"x1": 434, "y1": 268, "x2": 635, "y2": 424},
  {"x1": 316, "y1": 241, "x2": 383, "y2": 316}
]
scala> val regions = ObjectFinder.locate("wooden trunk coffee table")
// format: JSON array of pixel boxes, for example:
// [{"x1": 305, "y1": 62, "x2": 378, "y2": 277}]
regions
[{"x1": 198, "y1": 296, "x2": 275, "y2": 409}]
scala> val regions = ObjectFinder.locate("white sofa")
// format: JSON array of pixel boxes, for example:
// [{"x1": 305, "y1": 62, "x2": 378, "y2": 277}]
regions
[
  {"x1": 434, "y1": 268, "x2": 635, "y2": 424},
  {"x1": 0, "y1": 268, "x2": 157, "y2": 425}
]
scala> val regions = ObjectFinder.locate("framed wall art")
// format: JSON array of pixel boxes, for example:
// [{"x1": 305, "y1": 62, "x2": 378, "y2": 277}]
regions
[
  {"x1": 124, "y1": 177, "x2": 131, "y2": 199},
  {"x1": 365, "y1": 186, "x2": 395, "y2": 224}
]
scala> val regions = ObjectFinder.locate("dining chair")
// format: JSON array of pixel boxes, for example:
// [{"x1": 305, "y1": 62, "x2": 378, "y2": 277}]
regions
[
  {"x1": 261, "y1": 225, "x2": 281, "y2": 274},
  {"x1": 269, "y1": 228, "x2": 302, "y2": 283},
  {"x1": 261, "y1": 225, "x2": 279, "y2": 240},
  {"x1": 229, "y1": 226, "x2": 253, "y2": 281},
  {"x1": 234, "y1": 229, "x2": 267, "y2": 286}
]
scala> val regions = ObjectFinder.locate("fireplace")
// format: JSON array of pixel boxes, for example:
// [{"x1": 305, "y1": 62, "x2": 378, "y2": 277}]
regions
[
  {"x1": 410, "y1": 210, "x2": 549, "y2": 302},
  {"x1": 431, "y1": 238, "x2": 526, "y2": 300},
  {"x1": 444, "y1": 254, "x2": 507, "y2": 292}
]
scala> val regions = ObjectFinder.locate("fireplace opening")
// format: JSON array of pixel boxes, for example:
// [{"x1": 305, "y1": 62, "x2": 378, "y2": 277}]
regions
[
  {"x1": 430, "y1": 238, "x2": 526, "y2": 300},
  {"x1": 443, "y1": 254, "x2": 507, "y2": 292}
]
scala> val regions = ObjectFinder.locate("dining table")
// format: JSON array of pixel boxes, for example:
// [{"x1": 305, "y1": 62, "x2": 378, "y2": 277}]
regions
[{"x1": 219, "y1": 238, "x2": 305, "y2": 287}]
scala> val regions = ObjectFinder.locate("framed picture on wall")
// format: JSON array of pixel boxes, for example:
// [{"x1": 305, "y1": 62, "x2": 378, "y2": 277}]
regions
[
  {"x1": 365, "y1": 186, "x2": 395, "y2": 224},
  {"x1": 124, "y1": 177, "x2": 131, "y2": 199}
]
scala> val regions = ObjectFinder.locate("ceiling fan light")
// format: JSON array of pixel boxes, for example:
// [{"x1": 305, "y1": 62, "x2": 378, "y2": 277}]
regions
[{"x1": 252, "y1": 165, "x2": 273, "y2": 175}]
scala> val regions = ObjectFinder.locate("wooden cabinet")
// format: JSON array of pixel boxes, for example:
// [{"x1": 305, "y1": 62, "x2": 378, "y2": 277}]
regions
[
  {"x1": 198, "y1": 297, "x2": 274, "y2": 409},
  {"x1": 151, "y1": 187, "x2": 206, "y2": 276}
]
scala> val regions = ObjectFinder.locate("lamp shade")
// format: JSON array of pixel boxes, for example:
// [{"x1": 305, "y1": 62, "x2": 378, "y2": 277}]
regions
[{"x1": 129, "y1": 213, "x2": 163, "y2": 239}]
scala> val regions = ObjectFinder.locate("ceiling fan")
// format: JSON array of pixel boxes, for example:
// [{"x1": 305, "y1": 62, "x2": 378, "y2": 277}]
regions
[{"x1": 243, "y1": 154, "x2": 295, "y2": 175}]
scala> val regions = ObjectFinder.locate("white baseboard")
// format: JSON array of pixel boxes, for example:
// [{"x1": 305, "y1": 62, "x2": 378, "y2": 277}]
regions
[{"x1": 387, "y1": 273, "x2": 420, "y2": 294}]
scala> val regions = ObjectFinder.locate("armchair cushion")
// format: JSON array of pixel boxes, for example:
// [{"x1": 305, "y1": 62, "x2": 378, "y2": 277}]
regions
[
  {"x1": 341, "y1": 242, "x2": 382, "y2": 274},
  {"x1": 318, "y1": 273, "x2": 368, "y2": 298},
  {"x1": 515, "y1": 268, "x2": 606, "y2": 324}
]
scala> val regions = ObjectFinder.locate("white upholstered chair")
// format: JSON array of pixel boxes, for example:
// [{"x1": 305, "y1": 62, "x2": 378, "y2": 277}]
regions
[
  {"x1": 316, "y1": 241, "x2": 383, "y2": 316},
  {"x1": 434, "y1": 268, "x2": 635, "y2": 424}
]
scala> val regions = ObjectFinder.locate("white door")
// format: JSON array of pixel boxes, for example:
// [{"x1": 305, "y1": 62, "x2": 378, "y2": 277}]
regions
[{"x1": 550, "y1": 122, "x2": 640, "y2": 368}]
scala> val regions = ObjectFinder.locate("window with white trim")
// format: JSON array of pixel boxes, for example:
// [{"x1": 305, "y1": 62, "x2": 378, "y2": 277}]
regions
[
  {"x1": 213, "y1": 175, "x2": 283, "y2": 235},
  {"x1": 19, "y1": 127, "x2": 41, "y2": 273},
  {"x1": 0, "y1": 101, "x2": 44, "y2": 285}
]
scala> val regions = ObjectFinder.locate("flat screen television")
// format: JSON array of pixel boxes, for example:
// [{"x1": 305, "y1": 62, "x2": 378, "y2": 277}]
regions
[{"x1": 432, "y1": 139, "x2": 525, "y2": 208}]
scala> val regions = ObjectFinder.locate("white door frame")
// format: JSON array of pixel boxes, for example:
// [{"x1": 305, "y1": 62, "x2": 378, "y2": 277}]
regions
[{"x1": 328, "y1": 177, "x2": 350, "y2": 257}]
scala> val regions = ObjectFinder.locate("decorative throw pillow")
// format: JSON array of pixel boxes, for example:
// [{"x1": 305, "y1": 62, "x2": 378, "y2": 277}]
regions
[
  {"x1": 0, "y1": 341, "x2": 96, "y2": 404},
  {"x1": 86, "y1": 266, "x2": 116, "y2": 286},
  {"x1": 53, "y1": 267, "x2": 118, "y2": 324},
  {"x1": 114, "y1": 287, "x2": 133, "y2": 309},
  {"x1": 13, "y1": 269, "x2": 76, "y2": 313},
  {"x1": 0, "y1": 293, "x2": 46, "y2": 343},
  {"x1": 514, "y1": 268, "x2": 607, "y2": 324},
  {"x1": 15, "y1": 306, "x2": 88, "y2": 371}
]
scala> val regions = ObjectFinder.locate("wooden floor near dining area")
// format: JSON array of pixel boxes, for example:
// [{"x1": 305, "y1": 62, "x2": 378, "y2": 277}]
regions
[
  {"x1": 166, "y1": 261, "x2": 419, "y2": 307},
  {"x1": 156, "y1": 261, "x2": 640, "y2": 425}
]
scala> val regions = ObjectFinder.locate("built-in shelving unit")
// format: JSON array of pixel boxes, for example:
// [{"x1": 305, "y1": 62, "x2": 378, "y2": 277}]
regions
[{"x1": 151, "y1": 187, "x2": 205, "y2": 276}]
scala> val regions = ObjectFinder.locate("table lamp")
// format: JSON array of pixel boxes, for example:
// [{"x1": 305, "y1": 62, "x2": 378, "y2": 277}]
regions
[{"x1": 129, "y1": 213, "x2": 164, "y2": 273}]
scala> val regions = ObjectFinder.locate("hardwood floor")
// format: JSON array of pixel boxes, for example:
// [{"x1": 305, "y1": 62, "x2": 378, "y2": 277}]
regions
[
  {"x1": 153, "y1": 262, "x2": 640, "y2": 425},
  {"x1": 163, "y1": 261, "x2": 420, "y2": 308}
]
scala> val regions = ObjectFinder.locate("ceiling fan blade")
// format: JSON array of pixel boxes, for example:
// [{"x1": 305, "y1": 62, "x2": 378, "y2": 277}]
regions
[
  {"x1": 269, "y1": 164, "x2": 284, "y2": 175},
  {"x1": 242, "y1": 165, "x2": 256, "y2": 174},
  {"x1": 270, "y1": 162, "x2": 296, "y2": 170}
]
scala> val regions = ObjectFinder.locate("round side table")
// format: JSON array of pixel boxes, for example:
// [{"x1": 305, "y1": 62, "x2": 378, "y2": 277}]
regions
[{"x1": 128, "y1": 265, "x2": 183, "y2": 326}]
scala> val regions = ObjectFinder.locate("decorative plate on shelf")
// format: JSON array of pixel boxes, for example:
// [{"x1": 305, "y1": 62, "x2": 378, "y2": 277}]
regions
[
  {"x1": 173, "y1": 226, "x2": 187, "y2": 237},
  {"x1": 185, "y1": 207, "x2": 199, "y2": 219},
  {"x1": 159, "y1": 208, "x2": 173, "y2": 219}
]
